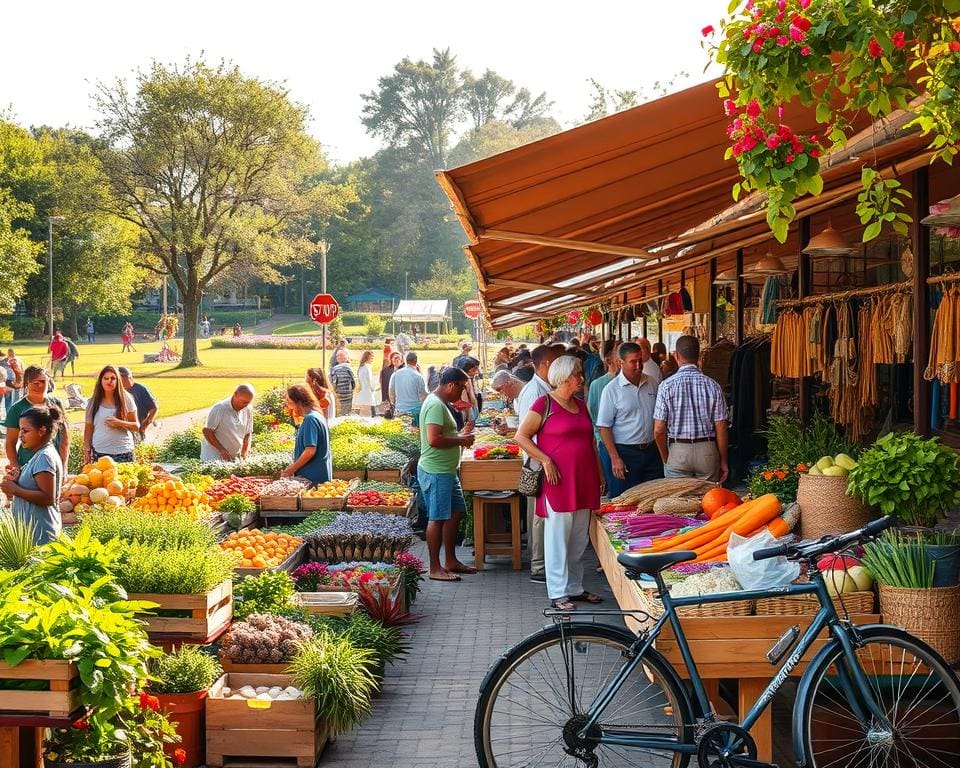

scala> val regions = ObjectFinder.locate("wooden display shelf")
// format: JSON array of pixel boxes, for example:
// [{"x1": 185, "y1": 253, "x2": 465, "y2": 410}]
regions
[
  {"x1": 129, "y1": 581, "x2": 233, "y2": 639},
  {"x1": 589, "y1": 516, "x2": 880, "y2": 763},
  {"x1": 459, "y1": 454, "x2": 521, "y2": 491},
  {"x1": 365, "y1": 468, "x2": 402, "y2": 483},
  {"x1": 206, "y1": 674, "x2": 329, "y2": 768},
  {"x1": 332, "y1": 469, "x2": 365, "y2": 481},
  {"x1": 299, "y1": 477, "x2": 358, "y2": 511},
  {"x1": 347, "y1": 497, "x2": 413, "y2": 517},
  {"x1": 0, "y1": 660, "x2": 79, "y2": 718},
  {"x1": 258, "y1": 495, "x2": 300, "y2": 512}
]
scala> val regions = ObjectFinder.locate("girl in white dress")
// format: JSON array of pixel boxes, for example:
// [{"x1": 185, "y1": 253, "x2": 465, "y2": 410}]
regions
[{"x1": 355, "y1": 350, "x2": 377, "y2": 417}]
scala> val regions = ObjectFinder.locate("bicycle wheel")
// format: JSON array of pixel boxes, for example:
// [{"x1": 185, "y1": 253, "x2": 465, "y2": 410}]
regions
[
  {"x1": 797, "y1": 626, "x2": 960, "y2": 768},
  {"x1": 475, "y1": 623, "x2": 694, "y2": 768}
]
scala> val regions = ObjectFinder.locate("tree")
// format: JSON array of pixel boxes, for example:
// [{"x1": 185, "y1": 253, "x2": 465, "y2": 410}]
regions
[
  {"x1": 361, "y1": 48, "x2": 464, "y2": 167},
  {"x1": 447, "y1": 118, "x2": 562, "y2": 167},
  {"x1": 0, "y1": 189, "x2": 42, "y2": 312},
  {"x1": 582, "y1": 74, "x2": 688, "y2": 123},
  {"x1": 505, "y1": 88, "x2": 555, "y2": 129},
  {"x1": 411, "y1": 259, "x2": 476, "y2": 321},
  {"x1": 462, "y1": 69, "x2": 516, "y2": 133},
  {"x1": 94, "y1": 59, "x2": 346, "y2": 366}
]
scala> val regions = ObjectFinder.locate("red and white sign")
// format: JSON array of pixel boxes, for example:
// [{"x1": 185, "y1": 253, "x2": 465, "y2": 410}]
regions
[
  {"x1": 309, "y1": 293, "x2": 340, "y2": 324},
  {"x1": 463, "y1": 299, "x2": 482, "y2": 320}
]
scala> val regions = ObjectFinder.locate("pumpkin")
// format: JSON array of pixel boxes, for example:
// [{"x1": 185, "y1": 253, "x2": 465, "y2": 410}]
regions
[
  {"x1": 701, "y1": 487, "x2": 742, "y2": 518},
  {"x1": 106, "y1": 480, "x2": 125, "y2": 497},
  {"x1": 74, "y1": 473, "x2": 90, "y2": 487},
  {"x1": 87, "y1": 469, "x2": 104, "y2": 489},
  {"x1": 96, "y1": 455, "x2": 117, "y2": 472},
  {"x1": 89, "y1": 487, "x2": 110, "y2": 504}
]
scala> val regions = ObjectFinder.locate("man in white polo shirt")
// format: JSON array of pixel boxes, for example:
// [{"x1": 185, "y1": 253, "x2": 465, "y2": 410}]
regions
[{"x1": 596, "y1": 342, "x2": 662, "y2": 498}]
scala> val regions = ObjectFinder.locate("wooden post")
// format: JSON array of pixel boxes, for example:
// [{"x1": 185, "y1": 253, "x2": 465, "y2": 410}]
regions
[
  {"x1": 735, "y1": 249, "x2": 745, "y2": 344},
  {"x1": 798, "y1": 218, "x2": 812, "y2": 426},
  {"x1": 657, "y1": 279, "x2": 664, "y2": 342},
  {"x1": 912, "y1": 167, "x2": 931, "y2": 437},
  {"x1": 709, "y1": 258, "x2": 718, "y2": 344}
]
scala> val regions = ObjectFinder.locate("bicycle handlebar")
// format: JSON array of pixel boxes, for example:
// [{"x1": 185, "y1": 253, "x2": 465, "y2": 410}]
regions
[{"x1": 752, "y1": 516, "x2": 896, "y2": 562}]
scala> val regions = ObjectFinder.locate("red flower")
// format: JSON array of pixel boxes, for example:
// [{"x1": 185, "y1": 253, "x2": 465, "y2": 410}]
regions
[
  {"x1": 173, "y1": 748, "x2": 187, "y2": 765},
  {"x1": 765, "y1": 134, "x2": 782, "y2": 149},
  {"x1": 785, "y1": 153, "x2": 795, "y2": 163},
  {"x1": 810, "y1": 148, "x2": 821, "y2": 158},
  {"x1": 701, "y1": 25, "x2": 715, "y2": 37},
  {"x1": 789, "y1": 25, "x2": 806, "y2": 43},
  {"x1": 71, "y1": 717, "x2": 90, "y2": 731},
  {"x1": 776, "y1": 124, "x2": 794, "y2": 140},
  {"x1": 791, "y1": 14, "x2": 812, "y2": 32},
  {"x1": 776, "y1": 35, "x2": 789, "y2": 46},
  {"x1": 800, "y1": 45, "x2": 812, "y2": 56},
  {"x1": 139, "y1": 692, "x2": 161, "y2": 712},
  {"x1": 950, "y1": 41, "x2": 960, "y2": 53},
  {"x1": 753, "y1": 38, "x2": 765, "y2": 52},
  {"x1": 746, "y1": 99, "x2": 762, "y2": 118},
  {"x1": 892, "y1": 31, "x2": 906, "y2": 49},
  {"x1": 775, "y1": 470, "x2": 787, "y2": 480},
  {"x1": 797, "y1": 463, "x2": 809, "y2": 472},
  {"x1": 723, "y1": 99, "x2": 737, "y2": 117},
  {"x1": 867, "y1": 37, "x2": 883, "y2": 58},
  {"x1": 798, "y1": 0, "x2": 811, "y2": 7}
]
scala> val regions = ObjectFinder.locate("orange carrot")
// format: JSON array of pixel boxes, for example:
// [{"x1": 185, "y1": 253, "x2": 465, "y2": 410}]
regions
[
  {"x1": 766, "y1": 516, "x2": 790, "y2": 538},
  {"x1": 692, "y1": 542, "x2": 728, "y2": 562},
  {"x1": 649, "y1": 498, "x2": 758, "y2": 551}
]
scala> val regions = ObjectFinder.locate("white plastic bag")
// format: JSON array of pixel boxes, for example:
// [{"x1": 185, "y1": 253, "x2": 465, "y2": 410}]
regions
[{"x1": 727, "y1": 528, "x2": 799, "y2": 591}]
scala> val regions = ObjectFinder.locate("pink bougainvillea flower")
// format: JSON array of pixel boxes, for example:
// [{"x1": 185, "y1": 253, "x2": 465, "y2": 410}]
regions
[
  {"x1": 776, "y1": 0, "x2": 786, "y2": 8},
  {"x1": 776, "y1": 35, "x2": 789, "y2": 46},
  {"x1": 765, "y1": 134, "x2": 782, "y2": 149},
  {"x1": 701, "y1": 25, "x2": 715, "y2": 37},
  {"x1": 790, "y1": 26, "x2": 806, "y2": 42},
  {"x1": 798, "y1": 0, "x2": 811, "y2": 8},
  {"x1": 892, "y1": 31, "x2": 906, "y2": 49},
  {"x1": 867, "y1": 37, "x2": 883, "y2": 58},
  {"x1": 723, "y1": 98, "x2": 737, "y2": 116},
  {"x1": 746, "y1": 99, "x2": 762, "y2": 117},
  {"x1": 800, "y1": 45, "x2": 812, "y2": 56}
]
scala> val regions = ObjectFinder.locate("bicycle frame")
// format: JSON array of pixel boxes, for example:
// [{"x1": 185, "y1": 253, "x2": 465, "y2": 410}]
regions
[{"x1": 573, "y1": 569, "x2": 891, "y2": 753}]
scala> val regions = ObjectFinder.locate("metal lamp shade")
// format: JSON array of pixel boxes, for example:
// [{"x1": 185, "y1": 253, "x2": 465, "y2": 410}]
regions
[
  {"x1": 713, "y1": 268, "x2": 738, "y2": 285},
  {"x1": 747, "y1": 254, "x2": 789, "y2": 276},
  {"x1": 922, "y1": 195, "x2": 960, "y2": 227},
  {"x1": 802, "y1": 224, "x2": 854, "y2": 258}
]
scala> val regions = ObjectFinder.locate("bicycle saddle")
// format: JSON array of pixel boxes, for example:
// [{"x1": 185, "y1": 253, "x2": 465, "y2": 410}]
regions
[{"x1": 617, "y1": 551, "x2": 696, "y2": 576}]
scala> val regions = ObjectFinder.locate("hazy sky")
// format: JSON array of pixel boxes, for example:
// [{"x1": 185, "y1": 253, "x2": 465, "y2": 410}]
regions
[{"x1": 2, "y1": 0, "x2": 722, "y2": 165}]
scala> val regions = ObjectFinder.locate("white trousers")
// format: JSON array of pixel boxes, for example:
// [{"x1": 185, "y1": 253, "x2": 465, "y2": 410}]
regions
[{"x1": 543, "y1": 497, "x2": 591, "y2": 600}]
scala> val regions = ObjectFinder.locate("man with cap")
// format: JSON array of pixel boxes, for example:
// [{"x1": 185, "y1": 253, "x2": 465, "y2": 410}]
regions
[
  {"x1": 48, "y1": 332, "x2": 69, "y2": 381},
  {"x1": 119, "y1": 367, "x2": 159, "y2": 440},
  {"x1": 451, "y1": 340, "x2": 474, "y2": 370}
]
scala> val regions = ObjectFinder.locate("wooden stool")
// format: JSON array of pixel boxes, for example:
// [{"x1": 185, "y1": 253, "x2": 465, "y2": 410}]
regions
[{"x1": 473, "y1": 493, "x2": 522, "y2": 570}]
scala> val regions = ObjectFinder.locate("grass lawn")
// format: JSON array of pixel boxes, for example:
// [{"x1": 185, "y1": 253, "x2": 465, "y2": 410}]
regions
[
  {"x1": 271, "y1": 320, "x2": 368, "y2": 336},
  {"x1": 10, "y1": 338, "x2": 491, "y2": 418}
]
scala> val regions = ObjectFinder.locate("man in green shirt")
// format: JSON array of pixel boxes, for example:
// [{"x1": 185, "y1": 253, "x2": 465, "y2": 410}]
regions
[
  {"x1": 4, "y1": 365, "x2": 70, "y2": 470},
  {"x1": 417, "y1": 367, "x2": 476, "y2": 582},
  {"x1": 587, "y1": 340, "x2": 620, "y2": 445}
]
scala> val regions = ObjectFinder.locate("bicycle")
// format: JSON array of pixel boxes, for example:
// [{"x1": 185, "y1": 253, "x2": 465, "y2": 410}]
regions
[{"x1": 474, "y1": 516, "x2": 960, "y2": 767}]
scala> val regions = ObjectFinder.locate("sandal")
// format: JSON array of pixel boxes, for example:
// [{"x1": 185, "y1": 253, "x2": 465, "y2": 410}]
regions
[
  {"x1": 569, "y1": 592, "x2": 603, "y2": 604},
  {"x1": 551, "y1": 598, "x2": 576, "y2": 611}
]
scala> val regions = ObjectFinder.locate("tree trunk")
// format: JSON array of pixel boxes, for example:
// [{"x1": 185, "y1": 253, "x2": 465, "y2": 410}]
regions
[
  {"x1": 179, "y1": 293, "x2": 202, "y2": 367},
  {"x1": 65, "y1": 305, "x2": 80, "y2": 340}
]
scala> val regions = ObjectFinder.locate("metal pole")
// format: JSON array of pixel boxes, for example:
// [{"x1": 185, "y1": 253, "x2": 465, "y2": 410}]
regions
[
  {"x1": 47, "y1": 218, "x2": 54, "y2": 336},
  {"x1": 405, "y1": 271, "x2": 408, "y2": 300},
  {"x1": 798, "y1": 218, "x2": 812, "y2": 427},
  {"x1": 320, "y1": 241, "x2": 328, "y2": 372},
  {"x1": 911, "y1": 167, "x2": 931, "y2": 436},
  {"x1": 162, "y1": 275, "x2": 168, "y2": 317}
]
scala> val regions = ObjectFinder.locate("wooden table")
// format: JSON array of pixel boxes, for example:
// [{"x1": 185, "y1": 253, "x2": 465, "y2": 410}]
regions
[
  {"x1": 590, "y1": 517, "x2": 879, "y2": 762},
  {"x1": 0, "y1": 712, "x2": 79, "y2": 768}
]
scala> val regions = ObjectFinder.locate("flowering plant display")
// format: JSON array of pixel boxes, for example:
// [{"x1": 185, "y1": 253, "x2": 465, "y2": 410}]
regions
[
  {"x1": 748, "y1": 463, "x2": 804, "y2": 504},
  {"x1": 392, "y1": 551, "x2": 426, "y2": 605},
  {"x1": 706, "y1": 1, "x2": 960, "y2": 241},
  {"x1": 473, "y1": 443, "x2": 520, "y2": 460}
]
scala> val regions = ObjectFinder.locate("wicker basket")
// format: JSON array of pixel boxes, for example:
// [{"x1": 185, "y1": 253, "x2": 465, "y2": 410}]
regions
[
  {"x1": 648, "y1": 594, "x2": 754, "y2": 618},
  {"x1": 878, "y1": 584, "x2": 960, "y2": 664},
  {"x1": 796, "y1": 473, "x2": 870, "y2": 539},
  {"x1": 755, "y1": 591, "x2": 875, "y2": 616}
]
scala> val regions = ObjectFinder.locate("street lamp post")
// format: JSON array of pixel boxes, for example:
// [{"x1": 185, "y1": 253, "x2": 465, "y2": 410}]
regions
[
  {"x1": 47, "y1": 216, "x2": 66, "y2": 336},
  {"x1": 318, "y1": 240, "x2": 329, "y2": 370}
]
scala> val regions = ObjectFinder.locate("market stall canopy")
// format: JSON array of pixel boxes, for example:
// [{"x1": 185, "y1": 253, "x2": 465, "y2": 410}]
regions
[
  {"x1": 436, "y1": 80, "x2": 888, "y2": 328},
  {"x1": 392, "y1": 300, "x2": 451, "y2": 323}
]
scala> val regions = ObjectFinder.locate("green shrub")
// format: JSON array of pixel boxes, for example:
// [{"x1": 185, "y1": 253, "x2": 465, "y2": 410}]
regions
[
  {"x1": 82, "y1": 507, "x2": 216, "y2": 550},
  {"x1": 158, "y1": 425, "x2": 203, "y2": 462},
  {"x1": 89, "y1": 311, "x2": 167, "y2": 335},
  {"x1": 307, "y1": 611, "x2": 409, "y2": 668},
  {"x1": 150, "y1": 645, "x2": 222, "y2": 694},
  {"x1": 0, "y1": 325, "x2": 12, "y2": 342},
  {"x1": 234, "y1": 570, "x2": 295, "y2": 619},
  {"x1": 0, "y1": 511, "x2": 38, "y2": 569},
  {"x1": 218, "y1": 494, "x2": 256, "y2": 529},
  {"x1": 205, "y1": 309, "x2": 270, "y2": 328},
  {"x1": 1, "y1": 316, "x2": 44, "y2": 339},
  {"x1": 66, "y1": 429, "x2": 84, "y2": 473},
  {"x1": 364, "y1": 313, "x2": 386, "y2": 337},
  {"x1": 341, "y1": 311, "x2": 389, "y2": 325},
  {"x1": 114, "y1": 543, "x2": 234, "y2": 594}
]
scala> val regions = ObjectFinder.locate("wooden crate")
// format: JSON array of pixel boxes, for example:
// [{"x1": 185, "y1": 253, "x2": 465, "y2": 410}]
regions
[
  {"x1": 220, "y1": 660, "x2": 290, "y2": 674},
  {"x1": 206, "y1": 673, "x2": 329, "y2": 768},
  {"x1": 299, "y1": 478, "x2": 358, "y2": 511},
  {"x1": 221, "y1": 507, "x2": 259, "y2": 530},
  {"x1": 129, "y1": 581, "x2": 233, "y2": 638},
  {"x1": 365, "y1": 468, "x2": 401, "y2": 483},
  {"x1": 233, "y1": 543, "x2": 306, "y2": 579},
  {"x1": 258, "y1": 495, "x2": 300, "y2": 512},
  {"x1": 293, "y1": 590, "x2": 359, "y2": 616},
  {"x1": 332, "y1": 469, "x2": 365, "y2": 481},
  {"x1": 459, "y1": 455, "x2": 522, "y2": 491},
  {"x1": 347, "y1": 499, "x2": 411, "y2": 517},
  {"x1": 0, "y1": 660, "x2": 79, "y2": 717}
]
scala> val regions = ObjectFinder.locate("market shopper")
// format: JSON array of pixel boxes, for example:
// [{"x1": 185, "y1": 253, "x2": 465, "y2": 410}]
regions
[
  {"x1": 514, "y1": 355, "x2": 604, "y2": 612},
  {"x1": 455, "y1": 355, "x2": 482, "y2": 421},
  {"x1": 515, "y1": 343, "x2": 564, "y2": 584},
  {"x1": 417, "y1": 366, "x2": 477, "y2": 582},
  {"x1": 638, "y1": 338, "x2": 663, "y2": 384},
  {"x1": 651, "y1": 342, "x2": 667, "y2": 365},
  {"x1": 83, "y1": 365, "x2": 139, "y2": 464},
  {"x1": 596, "y1": 342, "x2": 662, "y2": 497},
  {"x1": 490, "y1": 370, "x2": 523, "y2": 406},
  {"x1": 329, "y1": 339, "x2": 349, "y2": 377},
  {"x1": 452, "y1": 340, "x2": 474, "y2": 369},
  {"x1": 64, "y1": 336, "x2": 80, "y2": 377},
  {"x1": 5, "y1": 349, "x2": 23, "y2": 410},
  {"x1": 396, "y1": 328, "x2": 412, "y2": 355},
  {"x1": 280, "y1": 384, "x2": 332, "y2": 485},
  {"x1": 654, "y1": 335, "x2": 730, "y2": 483},
  {"x1": 1, "y1": 404, "x2": 65, "y2": 545},
  {"x1": 4, "y1": 366, "x2": 69, "y2": 471},
  {"x1": 355, "y1": 350, "x2": 377, "y2": 417},
  {"x1": 587, "y1": 340, "x2": 620, "y2": 444},
  {"x1": 48, "y1": 332, "x2": 69, "y2": 381},
  {"x1": 200, "y1": 384, "x2": 255, "y2": 462},
  {"x1": 121, "y1": 322, "x2": 136, "y2": 353},
  {"x1": 306, "y1": 367, "x2": 336, "y2": 421},
  {"x1": 379, "y1": 354, "x2": 397, "y2": 411},
  {"x1": 389, "y1": 352, "x2": 428, "y2": 421},
  {"x1": 330, "y1": 349, "x2": 357, "y2": 416},
  {"x1": 118, "y1": 367, "x2": 159, "y2": 440}
]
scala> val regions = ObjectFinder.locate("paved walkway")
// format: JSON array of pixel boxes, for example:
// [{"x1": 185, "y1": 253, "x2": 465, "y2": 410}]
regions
[{"x1": 324, "y1": 539, "x2": 617, "y2": 768}]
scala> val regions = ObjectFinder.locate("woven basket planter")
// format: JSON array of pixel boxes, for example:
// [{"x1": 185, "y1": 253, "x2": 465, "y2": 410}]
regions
[
  {"x1": 755, "y1": 591, "x2": 875, "y2": 616},
  {"x1": 797, "y1": 473, "x2": 870, "y2": 539},
  {"x1": 879, "y1": 584, "x2": 960, "y2": 664},
  {"x1": 649, "y1": 595, "x2": 754, "y2": 618}
]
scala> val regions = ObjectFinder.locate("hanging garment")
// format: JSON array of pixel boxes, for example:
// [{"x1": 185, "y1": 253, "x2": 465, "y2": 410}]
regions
[{"x1": 759, "y1": 276, "x2": 781, "y2": 326}]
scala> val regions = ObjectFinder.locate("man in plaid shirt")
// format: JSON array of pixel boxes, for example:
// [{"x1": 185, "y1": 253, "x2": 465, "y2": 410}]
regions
[{"x1": 653, "y1": 335, "x2": 729, "y2": 483}]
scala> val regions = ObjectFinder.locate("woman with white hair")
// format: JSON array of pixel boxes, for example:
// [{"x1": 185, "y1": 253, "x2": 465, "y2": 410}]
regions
[{"x1": 515, "y1": 355, "x2": 605, "y2": 611}]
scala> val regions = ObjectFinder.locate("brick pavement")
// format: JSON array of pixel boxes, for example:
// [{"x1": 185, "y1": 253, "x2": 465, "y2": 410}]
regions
[{"x1": 324, "y1": 537, "x2": 618, "y2": 768}]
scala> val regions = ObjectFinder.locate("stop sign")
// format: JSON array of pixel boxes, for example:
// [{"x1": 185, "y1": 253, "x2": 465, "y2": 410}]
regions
[
  {"x1": 309, "y1": 293, "x2": 340, "y2": 324},
  {"x1": 464, "y1": 299, "x2": 482, "y2": 320}
]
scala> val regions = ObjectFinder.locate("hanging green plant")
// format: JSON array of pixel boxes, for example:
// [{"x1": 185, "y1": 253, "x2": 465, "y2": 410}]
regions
[{"x1": 706, "y1": 1, "x2": 960, "y2": 242}]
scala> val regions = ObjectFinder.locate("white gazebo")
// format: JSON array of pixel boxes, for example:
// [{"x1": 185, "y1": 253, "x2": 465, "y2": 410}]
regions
[{"x1": 392, "y1": 299, "x2": 451, "y2": 334}]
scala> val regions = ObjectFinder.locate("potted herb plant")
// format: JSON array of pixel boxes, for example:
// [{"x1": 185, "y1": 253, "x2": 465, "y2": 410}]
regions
[
  {"x1": 862, "y1": 529, "x2": 960, "y2": 664},
  {"x1": 150, "y1": 646, "x2": 223, "y2": 768}
]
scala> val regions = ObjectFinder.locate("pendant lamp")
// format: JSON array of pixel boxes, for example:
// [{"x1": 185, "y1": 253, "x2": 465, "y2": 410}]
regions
[
  {"x1": 713, "y1": 268, "x2": 738, "y2": 285},
  {"x1": 802, "y1": 223, "x2": 854, "y2": 258},
  {"x1": 747, "y1": 253, "x2": 789, "y2": 276},
  {"x1": 922, "y1": 194, "x2": 960, "y2": 227}
]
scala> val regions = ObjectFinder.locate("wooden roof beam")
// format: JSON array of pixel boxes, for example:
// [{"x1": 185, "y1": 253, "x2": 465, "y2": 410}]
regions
[{"x1": 478, "y1": 228, "x2": 655, "y2": 260}]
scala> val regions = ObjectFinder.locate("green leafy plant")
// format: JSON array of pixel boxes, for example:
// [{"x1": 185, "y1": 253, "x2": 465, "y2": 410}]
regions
[
  {"x1": 158, "y1": 425, "x2": 203, "y2": 463},
  {"x1": 218, "y1": 493, "x2": 257, "y2": 530},
  {"x1": 0, "y1": 510, "x2": 37, "y2": 570},
  {"x1": 306, "y1": 611, "x2": 409, "y2": 669},
  {"x1": 331, "y1": 435, "x2": 386, "y2": 470},
  {"x1": 150, "y1": 645, "x2": 222, "y2": 694},
  {"x1": 847, "y1": 432, "x2": 960, "y2": 527},
  {"x1": 288, "y1": 635, "x2": 377, "y2": 732},
  {"x1": 762, "y1": 412, "x2": 857, "y2": 467},
  {"x1": 233, "y1": 570, "x2": 296, "y2": 620},
  {"x1": 115, "y1": 543, "x2": 234, "y2": 595},
  {"x1": 364, "y1": 313, "x2": 386, "y2": 337},
  {"x1": 862, "y1": 529, "x2": 935, "y2": 588},
  {"x1": 82, "y1": 507, "x2": 216, "y2": 550}
]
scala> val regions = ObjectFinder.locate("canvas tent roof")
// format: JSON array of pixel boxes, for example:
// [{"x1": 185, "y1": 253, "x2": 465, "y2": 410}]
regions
[{"x1": 392, "y1": 300, "x2": 450, "y2": 322}]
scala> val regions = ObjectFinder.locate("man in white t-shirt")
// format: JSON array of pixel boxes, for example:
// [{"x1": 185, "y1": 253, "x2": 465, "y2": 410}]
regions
[
  {"x1": 637, "y1": 338, "x2": 663, "y2": 384},
  {"x1": 200, "y1": 384, "x2": 255, "y2": 461}
]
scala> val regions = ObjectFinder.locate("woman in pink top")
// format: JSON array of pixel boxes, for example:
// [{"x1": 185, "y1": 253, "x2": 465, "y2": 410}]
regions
[{"x1": 515, "y1": 355, "x2": 605, "y2": 611}]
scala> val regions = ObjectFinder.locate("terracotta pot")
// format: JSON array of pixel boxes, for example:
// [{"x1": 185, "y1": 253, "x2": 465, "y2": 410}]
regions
[
  {"x1": 156, "y1": 689, "x2": 207, "y2": 768},
  {"x1": 45, "y1": 752, "x2": 131, "y2": 768}
]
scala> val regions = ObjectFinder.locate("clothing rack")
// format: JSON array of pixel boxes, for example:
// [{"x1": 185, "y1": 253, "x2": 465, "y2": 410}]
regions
[
  {"x1": 775, "y1": 279, "x2": 912, "y2": 308},
  {"x1": 927, "y1": 272, "x2": 960, "y2": 286}
]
